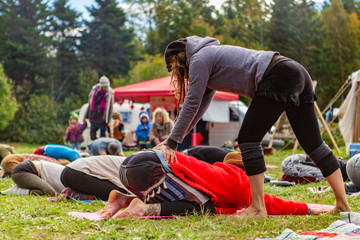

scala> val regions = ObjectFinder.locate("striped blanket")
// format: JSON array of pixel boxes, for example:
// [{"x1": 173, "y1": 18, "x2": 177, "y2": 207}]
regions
[{"x1": 259, "y1": 212, "x2": 360, "y2": 240}]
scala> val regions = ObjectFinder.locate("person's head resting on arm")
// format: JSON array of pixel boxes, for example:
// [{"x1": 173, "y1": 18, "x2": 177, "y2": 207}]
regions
[{"x1": 107, "y1": 142, "x2": 121, "y2": 156}]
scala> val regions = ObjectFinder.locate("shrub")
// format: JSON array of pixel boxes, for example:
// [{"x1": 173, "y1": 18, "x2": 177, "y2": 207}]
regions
[
  {"x1": 0, "y1": 94, "x2": 65, "y2": 144},
  {"x1": 0, "y1": 64, "x2": 17, "y2": 130}
]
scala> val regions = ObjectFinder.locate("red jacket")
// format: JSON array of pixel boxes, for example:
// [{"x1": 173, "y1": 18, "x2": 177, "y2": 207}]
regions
[{"x1": 170, "y1": 152, "x2": 309, "y2": 215}]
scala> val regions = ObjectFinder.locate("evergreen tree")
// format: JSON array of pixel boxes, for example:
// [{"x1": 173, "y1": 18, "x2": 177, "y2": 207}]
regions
[
  {"x1": 79, "y1": 0, "x2": 136, "y2": 77},
  {"x1": 268, "y1": 0, "x2": 298, "y2": 57},
  {"x1": 0, "y1": 0, "x2": 51, "y2": 96},
  {"x1": 47, "y1": 0, "x2": 82, "y2": 102},
  {"x1": 267, "y1": 0, "x2": 337, "y2": 107}
]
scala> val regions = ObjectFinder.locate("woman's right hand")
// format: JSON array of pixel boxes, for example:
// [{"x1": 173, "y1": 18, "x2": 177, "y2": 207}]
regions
[{"x1": 154, "y1": 141, "x2": 178, "y2": 163}]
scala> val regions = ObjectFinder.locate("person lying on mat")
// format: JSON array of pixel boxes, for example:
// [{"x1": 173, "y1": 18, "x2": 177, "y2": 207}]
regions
[
  {"x1": 2, "y1": 160, "x2": 66, "y2": 196},
  {"x1": 53, "y1": 147, "x2": 225, "y2": 202},
  {"x1": 58, "y1": 155, "x2": 132, "y2": 201},
  {"x1": 100, "y1": 150, "x2": 329, "y2": 218}
]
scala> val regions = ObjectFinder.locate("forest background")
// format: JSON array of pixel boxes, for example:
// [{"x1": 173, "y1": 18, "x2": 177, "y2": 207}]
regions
[{"x1": 0, "y1": 0, "x2": 359, "y2": 144}]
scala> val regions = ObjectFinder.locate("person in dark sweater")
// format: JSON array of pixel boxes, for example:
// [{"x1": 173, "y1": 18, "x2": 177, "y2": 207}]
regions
[{"x1": 154, "y1": 36, "x2": 351, "y2": 218}]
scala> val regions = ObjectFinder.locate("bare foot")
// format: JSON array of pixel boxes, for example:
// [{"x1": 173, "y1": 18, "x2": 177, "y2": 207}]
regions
[
  {"x1": 47, "y1": 187, "x2": 76, "y2": 202},
  {"x1": 330, "y1": 202, "x2": 352, "y2": 213},
  {"x1": 112, "y1": 198, "x2": 149, "y2": 218},
  {"x1": 101, "y1": 190, "x2": 137, "y2": 219},
  {"x1": 47, "y1": 195, "x2": 63, "y2": 202},
  {"x1": 228, "y1": 206, "x2": 267, "y2": 219},
  {"x1": 310, "y1": 208, "x2": 331, "y2": 215}
]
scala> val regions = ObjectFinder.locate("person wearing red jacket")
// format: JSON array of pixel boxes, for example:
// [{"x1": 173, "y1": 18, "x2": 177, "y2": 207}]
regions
[{"x1": 100, "y1": 150, "x2": 328, "y2": 219}]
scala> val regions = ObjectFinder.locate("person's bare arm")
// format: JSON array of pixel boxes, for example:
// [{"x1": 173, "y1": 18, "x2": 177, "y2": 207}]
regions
[{"x1": 99, "y1": 151, "x2": 107, "y2": 155}]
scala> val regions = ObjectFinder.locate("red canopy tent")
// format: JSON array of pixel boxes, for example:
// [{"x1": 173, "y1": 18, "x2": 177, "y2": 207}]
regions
[{"x1": 113, "y1": 76, "x2": 239, "y2": 103}]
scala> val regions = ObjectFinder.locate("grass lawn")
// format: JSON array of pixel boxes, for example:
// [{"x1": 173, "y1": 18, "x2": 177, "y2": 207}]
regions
[{"x1": 0, "y1": 143, "x2": 358, "y2": 239}]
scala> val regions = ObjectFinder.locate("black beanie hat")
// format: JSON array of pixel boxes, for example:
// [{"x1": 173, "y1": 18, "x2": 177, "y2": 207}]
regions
[{"x1": 164, "y1": 38, "x2": 187, "y2": 72}]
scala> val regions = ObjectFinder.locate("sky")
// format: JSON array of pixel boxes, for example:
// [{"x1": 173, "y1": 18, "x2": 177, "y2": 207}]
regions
[{"x1": 68, "y1": 0, "x2": 327, "y2": 20}]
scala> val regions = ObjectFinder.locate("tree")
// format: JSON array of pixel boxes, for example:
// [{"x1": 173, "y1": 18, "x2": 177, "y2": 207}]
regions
[
  {"x1": 79, "y1": 0, "x2": 136, "y2": 76},
  {"x1": 0, "y1": 0, "x2": 51, "y2": 96},
  {"x1": 268, "y1": 0, "x2": 299, "y2": 57},
  {"x1": 267, "y1": 0, "x2": 340, "y2": 107},
  {"x1": 126, "y1": 0, "x2": 219, "y2": 55},
  {"x1": 126, "y1": 54, "x2": 169, "y2": 84},
  {"x1": 219, "y1": 0, "x2": 269, "y2": 49},
  {"x1": 46, "y1": 0, "x2": 82, "y2": 102},
  {"x1": 321, "y1": 0, "x2": 360, "y2": 82},
  {"x1": 0, "y1": 64, "x2": 17, "y2": 131}
]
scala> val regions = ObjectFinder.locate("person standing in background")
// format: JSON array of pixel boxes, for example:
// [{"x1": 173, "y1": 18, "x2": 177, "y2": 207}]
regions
[
  {"x1": 85, "y1": 76, "x2": 114, "y2": 140},
  {"x1": 135, "y1": 111, "x2": 151, "y2": 150}
]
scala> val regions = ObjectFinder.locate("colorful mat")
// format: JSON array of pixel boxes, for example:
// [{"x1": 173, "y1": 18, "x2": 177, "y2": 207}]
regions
[{"x1": 259, "y1": 212, "x2": 360, "y2": 240}]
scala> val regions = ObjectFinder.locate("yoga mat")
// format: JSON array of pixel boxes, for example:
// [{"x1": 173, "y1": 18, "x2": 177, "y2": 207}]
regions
[
  {"x1": 67, "y1": 203, "x2": 334, "y2": 221},
  {"x1": 306, "y1": 203, "x2": 334, "y2": 210},
  {"x1": 67, "y1": 209, "x2": 174, "y2": 221}
]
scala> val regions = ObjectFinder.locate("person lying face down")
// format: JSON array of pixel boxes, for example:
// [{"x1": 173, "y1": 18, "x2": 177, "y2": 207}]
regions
[
  {"x1": 33, "y1": 144, "x2": 80, "y2": 162},
  {"x1": 101, "y1": 150, "x2": 328, "y2": 219},
  {"x1": 87, "y1": 137, "x2": 125, "y2": 157},
  {"x1": 1, "y1": 154, "x2": 59, "y2": 176},
  {"x1": 59, "y1": 155, "x2": 132, "y2": 201},
  {"x1": 2, "y1": 160, "x2": 66, "y2": 196}
]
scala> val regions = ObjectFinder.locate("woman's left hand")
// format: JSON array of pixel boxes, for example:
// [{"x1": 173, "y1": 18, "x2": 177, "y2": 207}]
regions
[{"x1": 154, "y1": 141, "x2": 178, "y2": 163}]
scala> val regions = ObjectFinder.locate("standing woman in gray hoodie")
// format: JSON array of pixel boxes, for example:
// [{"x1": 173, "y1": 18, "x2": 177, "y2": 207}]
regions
[{"x1": 154, "y1": 36, "x2": 351, "y2": 218}]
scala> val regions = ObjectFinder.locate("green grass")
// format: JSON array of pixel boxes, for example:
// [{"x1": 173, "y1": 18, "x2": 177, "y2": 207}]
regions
[{"x1": 0, "y1": 143, "x2": 358, "y2": 239}]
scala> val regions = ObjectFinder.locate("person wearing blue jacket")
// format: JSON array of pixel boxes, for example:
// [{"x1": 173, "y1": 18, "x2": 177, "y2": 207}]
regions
[{"x1": 135, "y1": 111, "x2": 151, "y2": 150}]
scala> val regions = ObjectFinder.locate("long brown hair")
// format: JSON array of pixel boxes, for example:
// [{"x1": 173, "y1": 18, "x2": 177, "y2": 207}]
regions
[{"x1": 169, "y1": 52, "x2": 189, "y2": 121}]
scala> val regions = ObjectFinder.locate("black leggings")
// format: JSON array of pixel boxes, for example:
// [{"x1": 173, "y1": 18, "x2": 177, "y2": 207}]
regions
[
  {"x1": 60, "y1": 167, "x2": 127, "y2": 201},
  {"x1": 90, "y1": 127, "x2": 106, "y2": 140},
  {"x1": 238, "y1": 96, "x2": 339, "y2": 176},
  {"x1": 161, "y1": 199, "x2": 215, "y2": 216}
]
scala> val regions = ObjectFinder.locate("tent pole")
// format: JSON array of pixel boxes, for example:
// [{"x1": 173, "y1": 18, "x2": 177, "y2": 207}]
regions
[
  {"x1": 314, "y1": 102, "x2": 340, "y2": 154},
  {"x1": 321, "y1": 77, "x2": 351, "y2": 114}
]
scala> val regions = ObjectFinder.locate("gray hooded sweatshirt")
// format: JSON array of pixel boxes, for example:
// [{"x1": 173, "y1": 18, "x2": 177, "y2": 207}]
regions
[{"x1": 169, "y1": 36, "x2": 277, "y2": 143}]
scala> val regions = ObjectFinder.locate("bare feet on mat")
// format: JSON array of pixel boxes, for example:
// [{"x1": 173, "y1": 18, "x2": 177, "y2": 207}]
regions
[
  {"x1": 112, "y1": 198, "x2": 147, "y2": 218},
  {"x1": 112, "y1": 199, "x2": 161, "y2": 218},
  {"x1": 100, "y1": 190, "x2": 137, "y2": 219},
  {"x1": 228, "y1": 206, "x2": 267, "y2": 219}
]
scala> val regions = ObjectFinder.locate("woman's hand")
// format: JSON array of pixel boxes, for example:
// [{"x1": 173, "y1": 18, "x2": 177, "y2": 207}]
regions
[{"x1": 154, "y1": 141, "x2": 178, "y2": 163}]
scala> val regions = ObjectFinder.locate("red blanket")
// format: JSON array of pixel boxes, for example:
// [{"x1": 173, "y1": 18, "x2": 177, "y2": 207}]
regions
[{"x1": 170, "y1": 152, "x2": 309, "y2": 215}]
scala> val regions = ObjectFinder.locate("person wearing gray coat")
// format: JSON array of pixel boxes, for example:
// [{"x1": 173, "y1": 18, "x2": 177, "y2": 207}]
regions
[{"x1": 154, "y1": 36, "x2": 351, "y2": 218}]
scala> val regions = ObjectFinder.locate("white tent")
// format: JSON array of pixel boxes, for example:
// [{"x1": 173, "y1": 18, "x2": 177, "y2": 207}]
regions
[{"x1": 338, "y1": 70, "x2": 360, "y2": 154}]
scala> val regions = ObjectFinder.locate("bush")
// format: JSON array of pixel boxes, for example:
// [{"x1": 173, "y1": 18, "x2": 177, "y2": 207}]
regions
[
  {"x1": 321, "y1": 121, "x2": 345, "y2": 150},
  {"x1": 0, "y1": 64, "x2": 17, "y2": 130},
  {"x1": 0, "y1": 94, "x2": 65, "y2": 144}
]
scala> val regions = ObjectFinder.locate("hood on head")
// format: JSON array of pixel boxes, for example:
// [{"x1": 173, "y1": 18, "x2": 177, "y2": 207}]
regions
[
  {"x1": 139, "y1": 110, "x2": 150, "y2": 121},
  {"x1": 185, "y1": 36, "x2": 220, "y2": 65}
]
